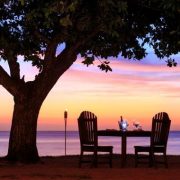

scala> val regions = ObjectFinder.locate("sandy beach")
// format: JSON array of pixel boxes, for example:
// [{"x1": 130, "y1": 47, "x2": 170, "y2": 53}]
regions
[{"x1": 0, "y1": 154, "x2": 180, "y2": 180}]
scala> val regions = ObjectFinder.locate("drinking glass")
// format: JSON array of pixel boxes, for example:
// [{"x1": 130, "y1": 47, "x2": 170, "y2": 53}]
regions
[{"x1": 133, "y1": 121, "x2": 142, "y2": 131}]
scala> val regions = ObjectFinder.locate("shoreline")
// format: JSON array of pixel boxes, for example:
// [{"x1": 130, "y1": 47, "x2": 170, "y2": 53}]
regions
[{"x1": 0, "y1": 154, "x2": 180, "y2": 179}]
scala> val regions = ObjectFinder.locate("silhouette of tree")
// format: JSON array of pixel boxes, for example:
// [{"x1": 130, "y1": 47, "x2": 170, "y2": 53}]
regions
[{"x1": 0, "y1": 0, "x2": 179, "y2": 162}]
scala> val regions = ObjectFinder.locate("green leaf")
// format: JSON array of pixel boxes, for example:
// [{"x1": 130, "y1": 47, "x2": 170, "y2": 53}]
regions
[
  {"x1": 82, "y1": 56, "x2": 95, "y2": 66},
  {"x1": 98, "y1": 62, "x2": 112, "y2": 73},
  {"x1": 169, "y1": 30, "x2": 177, "y2": 35},
  {"x1": 166, "y1": 58, "x2": 178, "y2": 67},
  {"x1": 59, "y1": 15, "x2": 72, "y2": 27},
  {"x1": 25, "y1": 55, "x2": 43, "y2": 72},
  {"x1": 68, "y1": 1, "x2": 78, "y2": 12},
  {"x1": 19, "y1": 0, "x2": 25, "y2": 6}
]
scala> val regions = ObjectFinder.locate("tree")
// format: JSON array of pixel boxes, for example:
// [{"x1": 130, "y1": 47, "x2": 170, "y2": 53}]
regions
[{"x1": 0, "y1": 0, "x2": 179, "y2": 162}]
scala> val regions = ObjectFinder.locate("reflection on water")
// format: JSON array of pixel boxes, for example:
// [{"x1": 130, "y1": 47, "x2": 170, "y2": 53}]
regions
[{"x1": 0, "y1": 131, "x2": 179, "y2": 156}]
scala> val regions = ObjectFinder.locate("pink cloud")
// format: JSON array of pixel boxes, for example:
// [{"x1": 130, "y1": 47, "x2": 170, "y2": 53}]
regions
[{"x1": 57, "y1": 58, "x2": 180, "y2": 98}]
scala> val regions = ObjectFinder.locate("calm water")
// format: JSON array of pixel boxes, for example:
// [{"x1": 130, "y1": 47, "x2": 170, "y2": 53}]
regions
[{"x1": 0, "y1": 131, "x2": 179, "y2": 156}]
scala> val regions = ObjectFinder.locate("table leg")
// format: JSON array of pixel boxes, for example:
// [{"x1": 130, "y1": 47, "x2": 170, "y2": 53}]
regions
[{"x1": 121, "y1": 134, "x2": 127, "y2": 167}]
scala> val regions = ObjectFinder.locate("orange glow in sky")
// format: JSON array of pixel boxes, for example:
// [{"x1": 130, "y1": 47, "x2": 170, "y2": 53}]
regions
[{"x1": 0, "y1": 56, "x2": 180, "y2": 131}]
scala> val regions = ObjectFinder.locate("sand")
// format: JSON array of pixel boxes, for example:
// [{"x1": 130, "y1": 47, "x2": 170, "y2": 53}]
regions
[{"x1": 0, "y1": 155, "x2": 180, "y2": 180}]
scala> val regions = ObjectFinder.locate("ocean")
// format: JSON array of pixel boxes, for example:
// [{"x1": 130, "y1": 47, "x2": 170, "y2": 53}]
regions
[{"x1": 0, "y1": 131, "x2": 179, "y2": 156}]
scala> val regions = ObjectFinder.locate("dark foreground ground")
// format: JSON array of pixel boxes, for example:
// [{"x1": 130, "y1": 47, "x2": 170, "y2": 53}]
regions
[{"x1": 0, "y1": 154, "x2": 180, "y2": 180}]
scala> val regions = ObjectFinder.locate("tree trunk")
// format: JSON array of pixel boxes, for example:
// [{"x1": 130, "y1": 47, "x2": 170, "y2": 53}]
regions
[{"x1": 7, "y1": 95, "x2": 42, "y2": 163}]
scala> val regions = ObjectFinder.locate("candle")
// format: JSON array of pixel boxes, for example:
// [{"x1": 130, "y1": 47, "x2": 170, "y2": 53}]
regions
[
  {"x1": 64, "y1": 109, "x2": 68, "y2": 156},
  {"x1": 64, "y1": 110, "x2": 68, "y2": 119}
]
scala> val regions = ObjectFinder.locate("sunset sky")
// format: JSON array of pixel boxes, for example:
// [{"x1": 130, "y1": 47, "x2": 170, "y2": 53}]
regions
[{"x1": 0, "y1": 50, "x2": 180, "y2": 131}]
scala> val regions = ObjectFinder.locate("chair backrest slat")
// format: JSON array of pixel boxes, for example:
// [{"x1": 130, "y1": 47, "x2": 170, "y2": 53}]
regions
[
  {"x1": 151, "y1": 112, "x2": 171, "y2": 147},
  {"x1": 78, "y1": 111, "x2": 98, "y2": 146}
]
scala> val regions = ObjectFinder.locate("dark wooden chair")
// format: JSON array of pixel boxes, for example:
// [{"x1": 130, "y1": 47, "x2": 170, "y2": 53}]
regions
[
  {"x1": 134, "y1": 112, "x2": 171, "y2": 168},
  {"x1": 78, "y1": 111, "x2": 113, "y2": 168}
]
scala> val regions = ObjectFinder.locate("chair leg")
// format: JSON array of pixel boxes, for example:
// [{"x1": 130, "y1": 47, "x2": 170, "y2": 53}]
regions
[
  {"x1": 164, "y1": 151, "x2": 168, "y2": 168},
  {"x1": 93, "y1": 150, "x2": 98, "y2": 168},
  {"x1": 135, "y1": 149, "x2": 138, "y2": 168},
  {"x1": 150, "y1": 152, "x2": 156, "y2": 168},
  {"x1": 79, "y1": 150, "x2": 83, "y2": 168},
  {"x1": 149, "y1": 151, "x2": 153, "y2": 167},
  {"x1": 109, "y1": 150, "x2": 112, "y2": 168}
]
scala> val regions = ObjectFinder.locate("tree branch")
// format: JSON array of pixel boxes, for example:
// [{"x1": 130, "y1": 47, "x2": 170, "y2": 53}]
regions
[
  {"x1": 73, "y1": 28, "x2": 100, "y2": 54},
  {"x1": 33, "y1": 26, "x2": 99, "y2": 101},
  {"x1": 33, "y1": 46, "x2": 77, "y2": 102},
  {"x1": 34, "y1": 30, "x2": 51, "y2": 44},
  {"x1": 7, "y1": 56, "x2": 21, "y2": 80},
  {"x1": 0, "y1": 65, "x2": 23, "y2": 96},
  {"x1": 39, "y1": 41, "x2": 58, "y2": 76}
]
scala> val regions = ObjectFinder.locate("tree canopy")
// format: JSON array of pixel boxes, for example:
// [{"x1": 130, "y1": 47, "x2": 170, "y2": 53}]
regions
[{"x1": 0, "y1": 0, "x2": 179, "y2": 79}]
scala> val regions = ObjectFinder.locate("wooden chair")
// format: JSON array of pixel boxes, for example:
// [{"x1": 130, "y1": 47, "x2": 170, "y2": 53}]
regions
[
  {"x1": 134, "y1": 112, "x2": 171, "y2": 168},
  {"x1": 78, "y1": 111, "x2": 113, "y2": 168}
]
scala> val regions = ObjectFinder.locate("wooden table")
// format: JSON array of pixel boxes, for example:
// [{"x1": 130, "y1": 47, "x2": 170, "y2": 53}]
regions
[{"x1": 98, "y1": 130, "x2": 151, "y2": 167}]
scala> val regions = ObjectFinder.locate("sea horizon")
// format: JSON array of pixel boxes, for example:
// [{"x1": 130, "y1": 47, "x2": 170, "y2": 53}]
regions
[{"x1": 0, "y1": 131, "x2": 179, "y2": 157}]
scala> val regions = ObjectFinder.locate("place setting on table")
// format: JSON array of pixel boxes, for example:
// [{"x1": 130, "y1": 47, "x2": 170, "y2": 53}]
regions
[
  {"x1": 97, "y1": 116, "x2": 151, "y2": 167},
  {"x1": 99, "y1": 116, "x2": 148, "y2": 135},
  {"x1": 118, "y1": 116, "x2": 143, "y2": 132}
]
